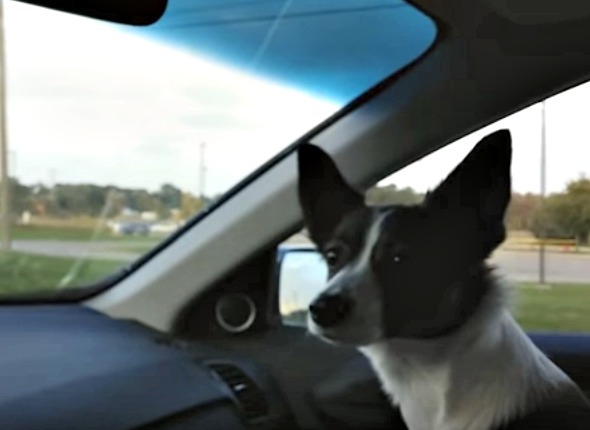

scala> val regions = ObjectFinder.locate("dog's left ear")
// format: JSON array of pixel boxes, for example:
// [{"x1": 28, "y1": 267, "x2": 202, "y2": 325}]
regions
[
  {"x1": 297, "y1": 144, "x2": 365, "y2": 246},
  {"x1": 425, "y1": 129, "x2": 512, "y2": 252}
]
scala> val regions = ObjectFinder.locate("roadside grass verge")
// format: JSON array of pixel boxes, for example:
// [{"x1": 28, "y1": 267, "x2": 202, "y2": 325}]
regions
[{"x1": 0, "y1": 251, "x2": 123, "y2": 296}]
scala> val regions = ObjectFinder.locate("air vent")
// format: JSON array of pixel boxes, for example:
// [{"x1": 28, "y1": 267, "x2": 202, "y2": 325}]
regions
[{"x1": 208, "y1": 363, "x2": 270, "y2": 423}]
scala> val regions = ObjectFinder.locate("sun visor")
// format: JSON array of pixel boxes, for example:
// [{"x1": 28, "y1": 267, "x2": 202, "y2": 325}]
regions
[{"x1": 13, "y1": 0, "x2": 167, "y2": 26}]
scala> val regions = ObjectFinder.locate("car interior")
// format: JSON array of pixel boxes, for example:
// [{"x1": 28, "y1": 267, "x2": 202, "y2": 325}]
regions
[{"x1": 2, "y1": 0, "x2": 590, "y2": 429}]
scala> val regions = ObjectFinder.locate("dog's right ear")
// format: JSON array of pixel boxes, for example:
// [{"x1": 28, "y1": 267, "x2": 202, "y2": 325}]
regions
[
  {"x1": 424, "y1": 129, "x2": 512, "y2": 256},
  {"x1": 297, "y1": 144, "x2": 364, "y2": 246}
]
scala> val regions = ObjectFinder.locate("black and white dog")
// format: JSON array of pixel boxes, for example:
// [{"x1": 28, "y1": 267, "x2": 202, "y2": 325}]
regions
[{"x1": 297, "y1": 129, "x2": 590, "y2": 430}]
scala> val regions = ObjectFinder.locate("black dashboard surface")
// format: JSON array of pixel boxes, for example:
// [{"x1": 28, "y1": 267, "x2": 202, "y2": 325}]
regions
[
  {"x1": 3, "y1": 304, "x2": 588, "y2": 430},
  {"x1": 0, "y1": 305, "x2": 291, "y2": 430}
]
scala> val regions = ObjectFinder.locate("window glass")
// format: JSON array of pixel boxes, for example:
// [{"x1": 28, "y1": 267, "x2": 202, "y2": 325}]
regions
[
  {"x1": 280, "y1": 82, "x2": 590, "y2": 332},
  {"x1": 0, "y1": 1, "x2": 435, "y2": 296}
]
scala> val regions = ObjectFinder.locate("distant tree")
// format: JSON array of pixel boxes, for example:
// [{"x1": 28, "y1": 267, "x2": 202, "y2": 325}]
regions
[
  {"x1": 103, "y1": 189, "x2": 126, "y2": 218},
  {"x1": 53, "y1": 184, "x2": 100, "y2": 216},
  {"x1": 531, "y1": 177, "x2": 590, "y2": 244},
  {"x1": 158, "y1": 184, "x2": 182, "y2": 210},
  {"x1": 505, "y1": 192, "x2": 541, "y2": 231},
  {"x1": 180, "y1": 192, "x2": 204, "y2": 219},
  {"x1": 122, "y1": 189, "x2": 162, "y2": 214},
  {"x1": 81, "y1": 185, "x2": 109, "y2": 216},
  {"x1": 366, "y1": 184, "x2": 423, "y2": 206},
  {"x1": 9, "y1": 178, "x2": 33, "y2": 215},
  {"x1": 0, "y1": 179, "x2": 211, "y2": 221},
  {"x1": 29, "y1": 184, "x2": 53, "y2": 216}
]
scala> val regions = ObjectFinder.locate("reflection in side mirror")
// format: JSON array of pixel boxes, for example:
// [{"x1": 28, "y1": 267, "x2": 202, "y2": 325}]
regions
[{"x1": 278, "y1": 247, "x2": 327, "y2": 326}]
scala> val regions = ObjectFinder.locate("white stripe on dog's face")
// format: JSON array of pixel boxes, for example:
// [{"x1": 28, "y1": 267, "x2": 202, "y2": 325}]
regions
[
  {"x1": 352, "y1": 211, "x2": 388, "y2": 276},
  {"x1": 325, "y1": 210, "x2": 388, "y2": 288},
  {"x1": 308, "y1": 210, "x2": 389, "y2": 345}
]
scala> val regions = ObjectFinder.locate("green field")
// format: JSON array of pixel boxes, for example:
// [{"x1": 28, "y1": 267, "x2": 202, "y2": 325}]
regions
[
  {"x1": 512, "y1": 283, "x2": 590, "y2": 332},
  {"x1": 0, "y1": 251, "x2": 124, "y2": 295}
]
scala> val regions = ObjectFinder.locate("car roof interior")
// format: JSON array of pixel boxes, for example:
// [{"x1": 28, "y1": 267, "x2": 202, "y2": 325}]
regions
[{"x1": 78, "y1": 0, "x2": 590, "y2": 331}]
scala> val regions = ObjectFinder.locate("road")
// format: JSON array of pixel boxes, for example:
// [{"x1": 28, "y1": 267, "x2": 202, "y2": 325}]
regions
[
  {"x1": 490, "y1": 250, "x2": 590, "y2": 284},
  {"x1": 11, "y1": 240, "x2": 143, "y2": 262},
  {"x1": 8, "y1": 240, "x2": 590, "y2": 284}
]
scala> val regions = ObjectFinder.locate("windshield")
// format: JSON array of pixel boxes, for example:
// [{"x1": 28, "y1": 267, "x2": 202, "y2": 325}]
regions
[{"x1": 0, "y1": 0, "x2": 436, "y2": 297}]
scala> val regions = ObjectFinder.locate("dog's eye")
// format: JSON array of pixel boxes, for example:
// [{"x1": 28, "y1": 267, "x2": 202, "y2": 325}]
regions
[
  {"x1": 324, "y1": 245, "x2": 343, "y2": 268},
  {"x1": 325, "y1": 249, "x2": 339, "y2": 267},
  {"x1": 392, "y1": 245, "x2": 409, "y2": 264}
]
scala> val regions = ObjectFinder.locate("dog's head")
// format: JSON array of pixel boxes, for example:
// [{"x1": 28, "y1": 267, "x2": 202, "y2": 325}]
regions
[{"x1": 297, "y1": 130, "x2": 512, "y2": 346}]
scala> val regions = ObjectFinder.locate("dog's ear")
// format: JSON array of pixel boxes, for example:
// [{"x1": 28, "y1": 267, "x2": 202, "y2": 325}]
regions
[
  {"x1": 297, "y1": 144, "x2": 364, "y2": 246},
  {"x1": 425, "y1": 129, "x2": 512, "y2": 253}
]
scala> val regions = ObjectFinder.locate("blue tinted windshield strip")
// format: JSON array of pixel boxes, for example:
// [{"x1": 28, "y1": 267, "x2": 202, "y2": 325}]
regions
[{"x1": 135, "y1": 0, "x2": 437, "y2": 102}]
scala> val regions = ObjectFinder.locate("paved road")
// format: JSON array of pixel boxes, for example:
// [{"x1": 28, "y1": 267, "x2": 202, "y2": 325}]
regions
[
  {"x1": 8, "y1": 240, "x2": 590, "y2": 284},
  {"x1": 490, "y1": 250, "x2": 590, "y2": 284}
]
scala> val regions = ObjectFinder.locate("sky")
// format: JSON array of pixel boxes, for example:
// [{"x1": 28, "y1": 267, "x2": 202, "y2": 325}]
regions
[
  {"x1": 4, "y1": 2, "x2": 339, "y2": 196},
  {"x1": 5, "y1": 2, "x2": 590, "y2": 198}
]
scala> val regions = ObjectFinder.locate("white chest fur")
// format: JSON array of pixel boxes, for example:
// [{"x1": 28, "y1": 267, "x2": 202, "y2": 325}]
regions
[
  {"x1": 361, "y1": 344, "x2": 456, "y2": 430},
  {"x1": 360, "y1": 311, "x2": 573, "y2": 430},
  {"x1": 388, "y1": 364, "x2": 450, "y2": 430}
]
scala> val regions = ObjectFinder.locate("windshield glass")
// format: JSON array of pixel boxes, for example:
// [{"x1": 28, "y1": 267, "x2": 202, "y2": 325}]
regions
[{"x1": 0, "y1": 0, "x2": 436, "y2": 297}]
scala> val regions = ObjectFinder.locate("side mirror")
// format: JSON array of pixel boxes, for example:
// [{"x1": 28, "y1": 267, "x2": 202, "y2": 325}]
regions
[{"x1": 277, "y1": 245, "x2": 327, "y2": 325}]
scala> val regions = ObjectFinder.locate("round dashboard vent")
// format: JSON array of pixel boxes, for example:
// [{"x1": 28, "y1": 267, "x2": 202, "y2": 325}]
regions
[{"x1": 215, "y1": 293, "x2": 257, "y2": 333}]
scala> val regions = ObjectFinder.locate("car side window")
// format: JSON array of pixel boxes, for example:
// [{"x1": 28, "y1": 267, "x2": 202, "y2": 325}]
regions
[{"x1": 279, "y1": 82, "x2": 590, "y2": 332}]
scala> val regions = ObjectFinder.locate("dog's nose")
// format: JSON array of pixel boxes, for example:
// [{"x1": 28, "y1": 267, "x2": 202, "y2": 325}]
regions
[{"x1": 309, "y1": 293, "x2": 352, "y2": 327}]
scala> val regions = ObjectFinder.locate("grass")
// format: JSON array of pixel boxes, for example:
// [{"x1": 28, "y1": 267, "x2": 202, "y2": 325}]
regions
[
  {"x1": 12, "y1": 225, "x2": 101, "y2": 241},
  {"x1": 513, "y1": 283, "x2": 590, "y2": 332},
  {"x1": 0, "y1": 251, "x2": 124, "y2": 296}
]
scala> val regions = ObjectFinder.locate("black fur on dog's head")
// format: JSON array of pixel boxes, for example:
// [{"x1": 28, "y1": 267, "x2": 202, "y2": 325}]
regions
[{"x1": 297, "y1": 130, "x2": 512, "y2": 345}]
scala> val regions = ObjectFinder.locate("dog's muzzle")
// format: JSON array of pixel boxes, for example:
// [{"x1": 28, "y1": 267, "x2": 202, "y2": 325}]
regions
[{"x1": 309, "y1": 292, "x2": 352, "y2": 327}]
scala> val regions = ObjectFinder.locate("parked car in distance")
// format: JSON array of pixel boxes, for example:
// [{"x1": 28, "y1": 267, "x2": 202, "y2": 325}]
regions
[
  {"x1": 114, "y1": 222, "x2": 151, "y2": 236},
  {"x1": 149, "y1": 221, "x2": 183, "y2": 236}
]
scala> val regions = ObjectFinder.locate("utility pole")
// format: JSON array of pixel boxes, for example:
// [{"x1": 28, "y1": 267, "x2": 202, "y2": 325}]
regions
[
  {"x1": 0, "y1": 0, "x2": 10, "y2": 251},
  {"x1": 539, "y1": 100, "x2": 547, "y2": 285},
  {"x1": 198, "y1": 141, "x2": 206, "y2": 200}
]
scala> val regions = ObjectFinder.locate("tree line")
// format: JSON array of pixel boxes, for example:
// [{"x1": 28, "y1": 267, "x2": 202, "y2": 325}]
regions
[
  {"x1": 368, "y1": 178, "x2": 590, "y2": 245},
  {"x1": 5, "y1": 177, "x2": 590, "y2": 243},
  {"x1": 7, "y1": 179, "x2": 212, "y2": 221}
]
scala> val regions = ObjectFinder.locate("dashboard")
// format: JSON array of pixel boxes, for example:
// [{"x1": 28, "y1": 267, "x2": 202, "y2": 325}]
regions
[
  {"x1": 1, "y1": 304, "x2": 589, "y2": 430},
  {"x1": 0, "y1": 305, "x2": 295, "y2": 430}
]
